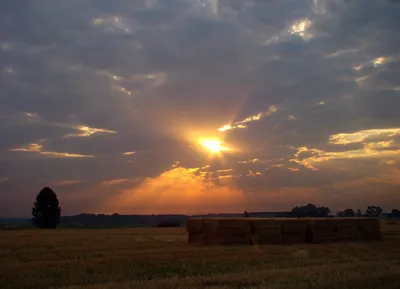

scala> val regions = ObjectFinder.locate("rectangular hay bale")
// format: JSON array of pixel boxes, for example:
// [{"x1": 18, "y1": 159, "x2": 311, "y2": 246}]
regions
[
  {"x1": 336, "y1": 219, "x2": 358, "y2": 230},
  {"x1": 251, "y1": 219, "x2": 283, "y2": 244},
  {"x1": 281, "y1": 220, "x2": 309, "y2": 244},
  {"x1": 200, "y1": 232, "x2": 251, "y2": 246},
  {"x1": 309, "y1": 219, "x2": 338, "y2": 243},
  {"x1": 335, "y1": 219, "x2": 359, "y2": 242},
  {"x1": 186, "y1": 218, "x2": 204, "y2": 233},
  {"x1": 215, "y1": 232, "x2": 251, "y2": 245},
  {"x1": 202, "y1": 218, "x2": 252, "y2": 234},
  {"x1": 281, "y1": 220, "x2": 309, "y2": 234},
  {"x1": 357, "y1": 218, "x2": 381, "y2": 231},
  {"x1": 202, "y1": 218, "x2": 219, "y2": 233},
  {"x1": 252, "y1": 232, "x2": 282, "y2": 244},
  {"x1": 357, "y1": 218, "x2": 382, "y2": 241}
]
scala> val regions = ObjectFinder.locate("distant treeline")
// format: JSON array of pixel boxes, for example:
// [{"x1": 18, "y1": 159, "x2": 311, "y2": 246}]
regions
[
  {"x1": 2, "y1": 208, "x2": 399, "y2": 228},
  {"x1": 2, "y1": 186, "x2": 400, "y2": 229},
  {"x1": 60, "y1": 213, "x2": 190, "y2": 228}
]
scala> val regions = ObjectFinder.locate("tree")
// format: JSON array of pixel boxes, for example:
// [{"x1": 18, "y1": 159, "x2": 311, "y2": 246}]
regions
[
  {"x1": 317, "y1": 206, "x2": 331, "y2": 217},
  {"x1": 291, "y1": 204, "x2": 331, "y2": 218},
  {"x1": 365, "y1": 206, "x2": 382, "y2": 217},
  {"x1": 32, "y1": 187, "x2": 61, "y2": 228},
  {"x1": 391, "y1": 209, "x2": 400, "y2": 218},
  {"x1": 356, "y1": 209, "x2": 362, "y2": 217},
  {"x1": 342, "y1": 209, "x2": 355, "y2": 217}
]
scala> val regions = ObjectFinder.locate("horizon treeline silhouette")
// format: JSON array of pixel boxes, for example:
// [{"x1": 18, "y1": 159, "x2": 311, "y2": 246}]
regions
[{"x1": 29, "y1": 186, "x2": 400, "y2": 229}]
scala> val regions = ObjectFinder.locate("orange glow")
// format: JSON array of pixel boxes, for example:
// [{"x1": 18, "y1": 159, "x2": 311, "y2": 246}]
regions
[
  {"x1": 198, "y1": 138, "x2": 230, "y2": 154},
  {"x1": 102, "y1": 166, "x2": 247, "y2": 215}
]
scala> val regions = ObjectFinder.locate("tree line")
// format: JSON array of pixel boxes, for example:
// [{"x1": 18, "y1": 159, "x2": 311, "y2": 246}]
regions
[
  {"x1": 290, "y1": 204, "x2": 400, "y2": 218},
  {"x1": 31, "y1": 187, "x2": 400, "y2": 229}
]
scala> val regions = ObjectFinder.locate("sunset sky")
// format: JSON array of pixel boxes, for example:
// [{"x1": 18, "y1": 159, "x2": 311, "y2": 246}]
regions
[{"x1": 1, "y1": 0, "x2": 399, "y2": 217}]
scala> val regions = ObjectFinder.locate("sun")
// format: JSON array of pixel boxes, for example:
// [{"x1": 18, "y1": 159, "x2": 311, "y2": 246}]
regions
[{"x1": 198, "y1": 138, "x2": 230, "y2": 154}]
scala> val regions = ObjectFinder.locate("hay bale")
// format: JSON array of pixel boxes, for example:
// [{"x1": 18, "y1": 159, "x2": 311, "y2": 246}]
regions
[
  {"x1": 281, "y1": 220, "x2": 309, "y2": 244},
  {"x1": 309, "y1": 219, "x2": 338, "y2": 243},
  {"x1": 201, "y1": 218, "x2": 219, "y2": 234},
  {"x1": 251, "y1": 219, "x2": 283, "y2": 244},
  {"x1": 358, "y1": 218, "x2": 381, "y2": 231},
  {"x1": 186, "y1": 218, "x2": 204, "y2": 233},
  {"x1": 206, "y1": 218, "x2": 252, "y2": 245},
  {"x1": 215, "y1": 232, "x2": 251, "y2": 245},
  {"x1": 188, "y1": 218, "x2": 253, "y2": 246},
  {"x1": 202, "y1": 218, "x2": 252, "y2": 234},
  {"x1": 199, "y1": 232, "x2": 250, "y2": 246},
  {"x1": 336, "y1": 219, "x2": 359, "y2": 242},
  {"x1": 357, "y1": 218, "x2": 382, "y2": 241}
]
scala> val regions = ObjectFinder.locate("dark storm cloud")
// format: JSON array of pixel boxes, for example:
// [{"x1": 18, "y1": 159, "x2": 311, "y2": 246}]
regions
[{"x1": 1, "y1": 0, "x2": 400, "y2": 216}]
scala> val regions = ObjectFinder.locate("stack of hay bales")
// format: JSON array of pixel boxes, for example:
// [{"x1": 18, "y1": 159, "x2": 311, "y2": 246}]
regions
[
  {"x1": 309, "y1": 218, "x2": 338, "y2": 243},
  {"x1": 186, "y1": 217, "x2": 383, "y2": 246},
  {"x1": 336, "y1": 218, "x2": 359, "y2": 242},
  {"x1": 281, "y1": 219, "x2": 309, "y2": 244},
  {"x1": 357, "y1": 218, "x2": 382, "y2": 241},
  {"x1": 251, "y1": 219, "x2": 283, "y2": 245}
]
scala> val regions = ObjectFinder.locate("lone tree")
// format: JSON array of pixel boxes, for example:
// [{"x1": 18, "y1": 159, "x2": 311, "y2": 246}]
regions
[{"x1": 32, "y1": 187, "x2": 61, "y2": 228}]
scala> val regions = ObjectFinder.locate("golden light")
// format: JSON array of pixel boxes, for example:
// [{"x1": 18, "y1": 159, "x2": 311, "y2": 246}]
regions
[{"x1": 198, "y1": 138, "x2": 230, "y2": 155}]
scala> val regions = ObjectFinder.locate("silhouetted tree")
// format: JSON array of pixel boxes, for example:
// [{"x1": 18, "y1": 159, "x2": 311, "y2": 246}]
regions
[
  {"x1": 291, "y1": 204, "x2": 331, "y2": 217},
  {"x1": 365, "y1": 206, "x2": 382, "y2": 217},
  {"x1": 391, "y1": 209, "x2": 400, "y2": 218},
  {"x1": 244, "y1": 211, "x2": 249, "y2": 218},
  {"x1": 32, "y1": 187, "x2": 61, "y2": 228},
  {"x1": 317, "y1": 206, "x2": 331, "y2": 217},
  {"x1": 341, "y1": 209, "x2": 355, "y2": 217},
  {"x1": 356, "y1": 209, "x2": 362, "y2": 217}
]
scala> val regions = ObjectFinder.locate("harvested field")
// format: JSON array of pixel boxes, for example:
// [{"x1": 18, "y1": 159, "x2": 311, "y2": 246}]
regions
[{"x1": 0, "y1": 221, "x2": 399, "y2": 289}]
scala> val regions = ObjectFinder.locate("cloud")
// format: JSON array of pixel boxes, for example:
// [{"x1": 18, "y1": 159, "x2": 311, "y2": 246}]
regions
[
  {"x1": 101, "y1": 165, "x2": 248, "y2": 215},
  {"x1": 9, "y1": 142, "x2": 94, "y2": 158},
  {"x1": 1, "y1": 0, "x2": 400, "y2": 216},
  {"x1": 62, "y1": 126, "x2": 117, "y2": 138},
  {"x1": 52, "y1": 180, "x2": 83, "y2": 186},
  {"x1": 292, "y1": 128, "x2": 400, "y2": 170},
  {"x1": 102, "y1": 179, "x2": 133, "y2": 185},
  {"x1": 218, "y1": 105, "x2": 277, "y2": 132}
]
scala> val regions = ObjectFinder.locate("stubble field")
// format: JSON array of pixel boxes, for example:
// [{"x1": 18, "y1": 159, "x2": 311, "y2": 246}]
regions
[{"x1": 0, "y1": 221, "x2": 400, "y2": 289}]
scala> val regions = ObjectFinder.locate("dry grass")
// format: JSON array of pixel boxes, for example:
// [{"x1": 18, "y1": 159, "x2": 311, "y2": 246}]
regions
[{"x1": 0, "y1": 221, "x2": 399, "y2": 289}]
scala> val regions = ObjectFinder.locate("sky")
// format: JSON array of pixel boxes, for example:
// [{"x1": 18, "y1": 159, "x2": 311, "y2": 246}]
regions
[{"x1": 1, "y1": 0, "x2": 400, "y2": 217}]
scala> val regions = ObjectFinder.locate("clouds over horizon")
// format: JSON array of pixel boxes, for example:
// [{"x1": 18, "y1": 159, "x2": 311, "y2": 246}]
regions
[{"x1": 1, "y1": 0, "x2": 400, "y2": 217}]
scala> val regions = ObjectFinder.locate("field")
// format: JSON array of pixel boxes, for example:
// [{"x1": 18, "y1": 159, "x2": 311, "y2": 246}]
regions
[{"x1": 1, "y1": 221, "x2": 400, "y2": 289}]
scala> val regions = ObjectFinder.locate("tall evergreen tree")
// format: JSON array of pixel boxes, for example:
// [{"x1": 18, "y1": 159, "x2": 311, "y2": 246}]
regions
[{"x1": 32, "y1": 187, "x2": 61, "y2": 228}]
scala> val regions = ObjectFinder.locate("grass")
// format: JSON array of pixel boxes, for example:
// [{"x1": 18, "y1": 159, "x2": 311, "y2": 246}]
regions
[{"x1": 0, "y1": 221, "x2": 399, "y2": 289}]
